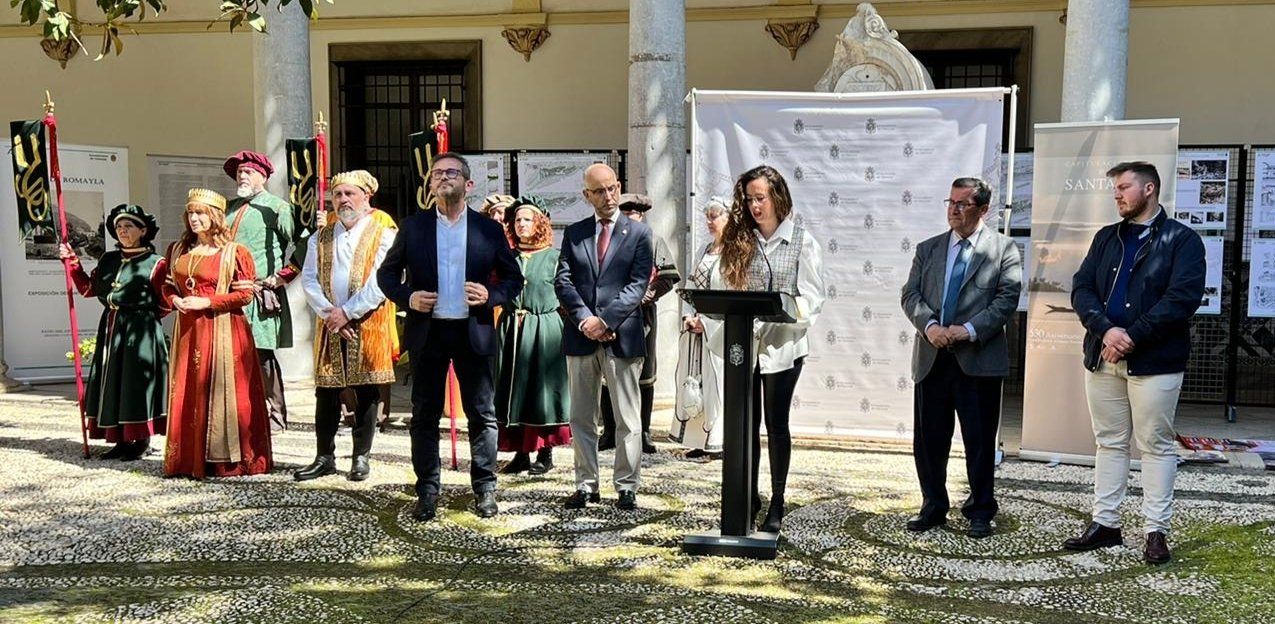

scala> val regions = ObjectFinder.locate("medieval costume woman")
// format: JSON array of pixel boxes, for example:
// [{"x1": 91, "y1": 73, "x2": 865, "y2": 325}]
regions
[
  {"x1": 162, "y1": 188, "x2": 273, "y2": 479},
  {"x1": 495, "y1": 197, "x2": 571, "y2": 475},
  {"x1": 60, "y1": 204, "x2": 169, "y2": 460}
]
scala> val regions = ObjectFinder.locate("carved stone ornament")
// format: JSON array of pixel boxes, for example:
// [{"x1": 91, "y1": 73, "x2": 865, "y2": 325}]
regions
[
  {"x1": 501, "y1": 25, "x2": 551, "y2": 62},
  {"x1": 765, "y1": 19, "x2": 820, "y2": 61},
  {"x1": 41, "y1": 33, "x2": 80, "y2": 69},
  {"x1": 814, "y1": 3, "x2": 934, "y2": 93}
]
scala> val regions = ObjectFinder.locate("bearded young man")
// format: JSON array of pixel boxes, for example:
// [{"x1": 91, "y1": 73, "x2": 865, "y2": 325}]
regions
[
  {"x1": 1065, "y1": 161, "x2": 1205, "y2": 565},
  {"x1": 376, "y1": 152, "x2": 523, "y2": 522}
]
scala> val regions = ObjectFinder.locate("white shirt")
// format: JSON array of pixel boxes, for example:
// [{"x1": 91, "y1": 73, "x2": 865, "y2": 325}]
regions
[
  {"x1": 928, "y1": 222, "x2": 984, "y2": 340},
  {"x1": 754, "y1": 218, "x2": 826, "y2": 374},
  {"x1": 301, "y1": 212, "x2": 395, "y2": 320},
  {"x1": 434, "y1": 208, "x2": 469, "y2": 319}
]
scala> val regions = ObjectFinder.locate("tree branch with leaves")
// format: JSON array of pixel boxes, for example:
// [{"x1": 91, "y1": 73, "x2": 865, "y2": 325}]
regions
[{"x1": 10, "y1": 0, "x2": 331, "y2": 62}]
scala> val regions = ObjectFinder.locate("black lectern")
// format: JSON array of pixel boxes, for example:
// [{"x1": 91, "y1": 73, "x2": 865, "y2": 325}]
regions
[{"x1": 678, "y1": 288, "x2": 798, "y2": 560}]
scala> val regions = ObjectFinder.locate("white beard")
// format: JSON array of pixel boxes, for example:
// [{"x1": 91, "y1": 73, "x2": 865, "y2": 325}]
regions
[{"x1": 236, "y1": 184, "x2": 255, "y2": 199}]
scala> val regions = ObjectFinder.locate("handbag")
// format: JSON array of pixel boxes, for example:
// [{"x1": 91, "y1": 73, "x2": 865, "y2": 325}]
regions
[{"x1": 675, "y1": 329, "x2": 704, "y2": 423}]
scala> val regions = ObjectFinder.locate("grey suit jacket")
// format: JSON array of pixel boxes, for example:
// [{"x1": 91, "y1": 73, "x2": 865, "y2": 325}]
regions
[{"x1": 900, "y1": 226, "x2": 1022, "y2": 381}]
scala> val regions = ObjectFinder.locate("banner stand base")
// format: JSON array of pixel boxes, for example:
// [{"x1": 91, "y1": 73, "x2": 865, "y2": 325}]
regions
[{"x1": 682, "y1": 530, "x2": 778, "y2": 560}]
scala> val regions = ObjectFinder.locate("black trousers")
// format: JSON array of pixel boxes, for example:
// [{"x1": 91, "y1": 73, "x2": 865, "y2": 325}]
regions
[
  {"x1": 749, "y1": 357, "x2": 804, "y2": 506},
  {"x1": 258, "y1": 349, "x2": 288, "y2": 431},
  {"x1": 314, "y1": 384, "x2": 381, "y2": 458},
  {"x1": 913, "y1": 350, "x2": 1003, "y2": 522},
  {"x1": 409, "y1": 319, "x2": 498, "y2": 498}
]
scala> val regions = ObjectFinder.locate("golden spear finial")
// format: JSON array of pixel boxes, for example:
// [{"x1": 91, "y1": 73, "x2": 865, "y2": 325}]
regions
[
  {"x1": 43, "y1": 90, "x2": 55, "y2": 115},
  {"x1": 314, "y1": 111, "x2": 328, "y2": 135}
]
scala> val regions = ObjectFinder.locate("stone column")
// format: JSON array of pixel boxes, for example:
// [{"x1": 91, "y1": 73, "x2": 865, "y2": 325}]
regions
[
  {"x1": 252, "y1": 8, "x2": 314, "y2": 381},
  {"x1": 628, "y1": 0, "x2": 687, "y2": 409},
  {"x1": 1060, "y1": 0, "x2": 1129, "y2": 121}
]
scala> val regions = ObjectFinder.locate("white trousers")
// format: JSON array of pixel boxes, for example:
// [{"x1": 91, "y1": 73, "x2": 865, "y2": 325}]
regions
[
  {"x1": 567, "y1": 350, "x2": 644, "y2": 494},
  {"x1": 1084, "y1": 359, "x2": 1183, "y2": 534}
]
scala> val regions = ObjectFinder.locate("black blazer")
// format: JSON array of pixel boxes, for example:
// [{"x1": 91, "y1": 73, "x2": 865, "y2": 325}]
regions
[
  {"x1": 554, "y1": 212, "x2": 653, "y2": 358},
  {"x1": 1071, "y1": 207, "x2": 1205, "y2": 375},
  {"x1": 376, "y1": 208, "x2": 522, "y2": 355}
]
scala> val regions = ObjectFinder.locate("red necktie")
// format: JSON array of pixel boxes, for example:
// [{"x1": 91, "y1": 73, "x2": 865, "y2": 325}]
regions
[{"x1": 597, "y1": 218, "x2": 611, "y2": 265}]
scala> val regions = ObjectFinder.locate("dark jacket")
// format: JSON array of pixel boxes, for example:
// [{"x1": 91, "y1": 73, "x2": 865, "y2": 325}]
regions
[
  {"x1": 554, "y1": 212, "x2": 654, "y2": 358},
  {"x1": 376, "y1": 208, "x2": 523, "y2": 355},
  {"x1": 1071, "y1": 207, "x2": 1205, "y2": 375}
]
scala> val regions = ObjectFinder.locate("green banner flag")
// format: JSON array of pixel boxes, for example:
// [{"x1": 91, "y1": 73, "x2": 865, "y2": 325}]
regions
[
  {"x1": 408, "y1": 130, "x2": 436, "y2": 211},
  {"x1": 9, "y1": 120, "x2": 54, "y2": 241},
  {"x1": 286, "y1": 137, "x2": 319, "y2": 236}
]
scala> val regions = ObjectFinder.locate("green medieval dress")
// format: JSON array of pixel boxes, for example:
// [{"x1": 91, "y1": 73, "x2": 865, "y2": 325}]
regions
[
  {"x1": 495, "y1": 246, "x2": 571, "y2": 452},
  {"x1": 70, "y1": 250, "x2": 170, "y2": 442}
]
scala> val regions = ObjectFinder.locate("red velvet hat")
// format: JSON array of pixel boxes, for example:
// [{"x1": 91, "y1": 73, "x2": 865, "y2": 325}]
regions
[{"x1": 223, "y1": 150, "x2": 274, "y2": 179}]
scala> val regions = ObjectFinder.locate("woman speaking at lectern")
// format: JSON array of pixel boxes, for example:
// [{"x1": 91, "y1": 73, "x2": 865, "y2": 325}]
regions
[{"x1": 717, "y1": 165, "x2": 826, "y2": 534}]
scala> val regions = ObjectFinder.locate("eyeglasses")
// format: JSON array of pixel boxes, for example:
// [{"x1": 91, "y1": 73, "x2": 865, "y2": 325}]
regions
[
  {"x1": 744, "y1": 195, "x2": 769, "y2": 206},
  {"x1": 943, "y1": 199, "x2": 981, "y2": 212},
  {"x1": 585, "y1": 183, "x2": 621, "y2": 197},
  {"x1": 429, "y1": 168, "x2": 465, "y2": 181}
]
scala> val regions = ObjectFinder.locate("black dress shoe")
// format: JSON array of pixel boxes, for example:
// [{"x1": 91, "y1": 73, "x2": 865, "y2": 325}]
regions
[
  {"x1": 294, "y1": 455, "x2": 338, "y2": 481},
  {"x1": 500, "y1": 452, "x2": 531, "y2": 474},
  {"x1": 616, "y1": 490, "x2": 637, "y2": 510},
  {"x1": 641, "y1": 432, "x2": 657, "y2": 454},
  {"x1": 473, "y1": 491, "x2": 499, "y2": 518},
  {"x1": 1144, "y1": 531, "x2": 1172, "y2": 564},
  {"x1": 759, "y1": 502, "x2": 785, "y2": 533},
  {"x1": 906, "y1": 514, "x2": 947, "y2": 532},
  {"x1": 348, "y1": 455, "x2": 370, "y2": 481},
  {"x1": 100, "y1": 443, "x2": 127, "y2": 460},
  {"x1": 413, "y1": 495, "x2": 438, "y2": 522},
  {"x1": 598, "y1": 432, "x2": 615, "y2": 452},
  {"x1": 563, "y1": 490, "x2": 600, "y2": 509},
  {"x1": 119, "y1": 440, "x2": 150, "y2": 462},
  {"x1": 1063, "y1": 522, "x2": 1123, "y2": 551},
  {"x1": 967, "y1": 519, "x2": 993, "y2": 539},
  {"x1": 528, "y1": 448, "x2": 554, "y2": 475}
]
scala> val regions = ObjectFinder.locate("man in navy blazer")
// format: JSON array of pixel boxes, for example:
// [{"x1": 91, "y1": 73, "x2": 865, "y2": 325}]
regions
[
  {"x1": 554, "y1": 163, "x2": 653, "y2": 511},
  {"x1": 376, "y1": 152, "x2": 522, "y2": 522}
]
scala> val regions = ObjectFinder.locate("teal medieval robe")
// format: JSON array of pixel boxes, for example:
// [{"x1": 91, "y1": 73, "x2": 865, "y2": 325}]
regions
[
  {"x1": 70, "y1": 250, "x2": 169, "y2": 442},
  {"x1": 225, "y1": 190, "x2": 294, "y2": 349},
  {"x1": 495, "y1": 247, "x2": 571, "y2": 437}
]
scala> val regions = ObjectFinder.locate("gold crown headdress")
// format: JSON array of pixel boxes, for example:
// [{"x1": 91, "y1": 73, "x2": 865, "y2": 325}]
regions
[
  {"x1": 331, "y1": 170, "x2": 379, "y2": 195},
  {"x1": 186, "y1": 188, "x2": 227, "y2": 212}
]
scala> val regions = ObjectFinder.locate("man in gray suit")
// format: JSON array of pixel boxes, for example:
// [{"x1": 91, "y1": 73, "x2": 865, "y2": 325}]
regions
[
  {"x1": 555, "y1": 163, "x2": 654, "y2": 511},
  {"x1": 900, "y1": 177, "x2": 1022, "y2": 539}
]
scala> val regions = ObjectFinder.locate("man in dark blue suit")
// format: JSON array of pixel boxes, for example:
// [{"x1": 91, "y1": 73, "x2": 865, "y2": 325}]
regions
[
  {"x1": 376, "y1": 152, "x2": 522, "y2": 522},
  {"x1": 555, "y1": 163, "x2": 654, "y2": 511}
]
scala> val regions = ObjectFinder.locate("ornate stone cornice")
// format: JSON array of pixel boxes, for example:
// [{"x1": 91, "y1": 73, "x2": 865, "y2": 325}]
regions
[
  {"x1": 501, "y1": 25, "x2": 550, "y2": 62},
  {"x1": 765, "y1": 19, "x2": 820, "y2": 61}
]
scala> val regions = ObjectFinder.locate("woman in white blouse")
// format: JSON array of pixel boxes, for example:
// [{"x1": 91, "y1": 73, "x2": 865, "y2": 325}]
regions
[
  {"x1": 717, "y1": 165, "x2": 826, "y2": 534},
  {"x1": 672, "y1": 197, "x2": 730, "y2": 459}
]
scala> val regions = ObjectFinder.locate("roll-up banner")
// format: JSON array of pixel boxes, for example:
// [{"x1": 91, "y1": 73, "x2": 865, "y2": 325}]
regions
[{"x1": 1020, "y1": 119, "x2": 1180, "y2": 464}]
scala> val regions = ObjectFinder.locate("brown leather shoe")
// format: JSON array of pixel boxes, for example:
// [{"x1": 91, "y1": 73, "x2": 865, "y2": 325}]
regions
[
  {"x1": 1144, "y1": 531, "x2": 1171, "y2": 564},
  {"x1": 1062, "y1": 522, "x2": 1123, "y2": 551}
]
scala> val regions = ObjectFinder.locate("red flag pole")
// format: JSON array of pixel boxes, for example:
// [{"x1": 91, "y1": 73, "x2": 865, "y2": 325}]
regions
[
  {"x1": 432, "y1": 100, "x2": 461, "y2": 471},
  {"x1": 43, "y1": 92, "x2": 89, "y2": 459},
  {"x1": 315, "y1": 112, "x2": 328, "y2": 225}
]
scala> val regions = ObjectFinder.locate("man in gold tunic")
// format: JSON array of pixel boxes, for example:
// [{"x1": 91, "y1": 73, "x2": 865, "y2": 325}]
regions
[{"x1": 295, "y1": 170, "x2": 398, "y2": 481}]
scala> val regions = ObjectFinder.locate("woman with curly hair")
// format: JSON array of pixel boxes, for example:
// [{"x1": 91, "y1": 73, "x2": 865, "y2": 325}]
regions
[
  {"x1": 494, "y1": 197, "x2": 571, "y2": 475},
  {"x1": 718, "y1": 165, "x2": 826, "y2": 534},
  {"x1": 162, "y1": 188, "x2": 273, "y2": 479},
  {"x1": 59, "y1": 204, "x2": 170, "y2": 461}
]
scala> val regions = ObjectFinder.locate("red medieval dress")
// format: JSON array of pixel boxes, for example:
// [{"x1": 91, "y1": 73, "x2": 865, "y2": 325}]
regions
[{"x1": 162, "y1": 241, "x2": 273, "y2": 478}]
